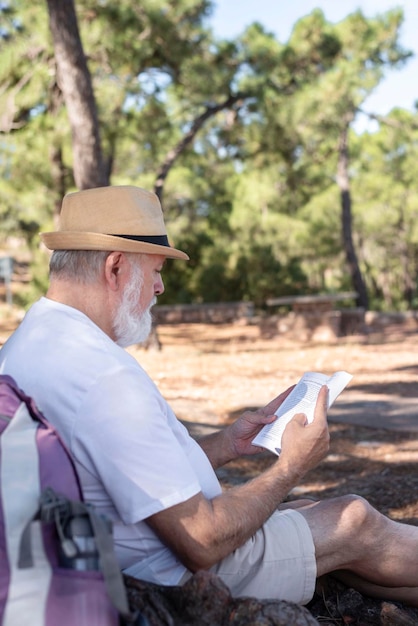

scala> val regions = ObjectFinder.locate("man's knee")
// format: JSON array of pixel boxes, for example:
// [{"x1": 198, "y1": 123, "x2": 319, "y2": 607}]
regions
[
  {"x1": 306, "y1": 494, "x2": 381, "y2": 573},
  {"x1": 312, "y1": 494, "x2": 376, "y2": 538},
  {"x1": 340, "y1": 494, "x2": 372, "y2": 522},
  {"x1": 297, "y1": 493, "x2": 381, "y2": 551},
  {"x1": 337, "y1": 494, "x2": 382, "y2": 545}
]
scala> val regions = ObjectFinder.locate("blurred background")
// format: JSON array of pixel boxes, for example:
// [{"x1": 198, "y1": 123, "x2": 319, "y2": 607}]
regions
[{"x1": 1, "y1": 0, "x2": 418, "y2": 314}]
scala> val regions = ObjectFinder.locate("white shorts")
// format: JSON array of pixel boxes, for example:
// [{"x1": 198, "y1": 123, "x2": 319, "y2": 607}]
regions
[{"x1": 209, "y1": 509, "x2": 316, "y2": 605}]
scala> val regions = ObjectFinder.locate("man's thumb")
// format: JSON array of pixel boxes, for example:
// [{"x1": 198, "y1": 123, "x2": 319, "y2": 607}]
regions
[{"x1": 291, "y1": 412, "x2": 308, "y2": 426}]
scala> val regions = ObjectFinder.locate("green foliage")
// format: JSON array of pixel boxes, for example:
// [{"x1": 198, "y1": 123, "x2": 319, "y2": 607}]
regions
[
  {"x1": 159, "y1": 228, "x2": 309, "y2": 306},
  {"x1": 0, "y1": 1, "x2": 416, "y2": 311},
  {"x1": 349, "y1": 109, "x2": 418, "y2": 308},
  {"x1": 233, "y1": 245, "x2": 308, "y2": 306},
  {"x1": 15, "y1": 247, "x2": 50, "y2": 309}
]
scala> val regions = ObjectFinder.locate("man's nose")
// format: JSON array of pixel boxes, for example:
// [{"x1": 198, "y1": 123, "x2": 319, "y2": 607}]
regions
[{"x1": 155, "y1": 276, "x2": 164, "y2": 296}]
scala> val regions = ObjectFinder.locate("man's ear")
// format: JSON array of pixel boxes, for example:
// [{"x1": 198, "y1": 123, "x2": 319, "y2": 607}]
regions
[{"x1": 104, "y1": 251, "x2": 126, "y2": 291}]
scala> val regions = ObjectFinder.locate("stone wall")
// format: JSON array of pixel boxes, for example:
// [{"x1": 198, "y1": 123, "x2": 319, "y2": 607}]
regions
[
  {"x1": 151, "y1": 302, "x2": 418, "y2": 343},
  {"x1": 154, "y1": 301, "x2": 255, "y2": 325}
]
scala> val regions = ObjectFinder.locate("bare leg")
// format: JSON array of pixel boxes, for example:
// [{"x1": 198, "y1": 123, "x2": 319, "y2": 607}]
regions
[
  {"x1": 332, "y1": 570, "x2": 418, "y2": 606},
  {"x1": 278, "y1": 498, "x2": 317, "y2": 510},
  {"x1": 293, "y1": 495, "x2": 418, "y2": 608}
]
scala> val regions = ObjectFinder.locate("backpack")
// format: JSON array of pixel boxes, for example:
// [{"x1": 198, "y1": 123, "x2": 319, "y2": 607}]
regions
[{"x1": 0, "y1": 374, "x2": 144, "y2": 626}]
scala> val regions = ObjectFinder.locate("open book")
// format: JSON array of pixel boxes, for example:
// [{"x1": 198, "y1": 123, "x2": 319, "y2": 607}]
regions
[{"x1": 252, "y1": 371, "x2": 353, "y2": 456}]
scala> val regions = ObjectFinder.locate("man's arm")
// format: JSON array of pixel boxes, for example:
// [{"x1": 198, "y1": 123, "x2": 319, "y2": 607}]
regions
[
  {"x1": 147, "y1": 387, "x2": 329, "y2": 571},
  {"x1": 198, "y1": 386, "x2": 295, "y2": 468}
]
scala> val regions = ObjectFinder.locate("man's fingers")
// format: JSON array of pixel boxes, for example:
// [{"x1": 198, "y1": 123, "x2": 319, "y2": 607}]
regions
[
  {"x1": 287, "y1": 386, "x2": 328, "y2": 430},
  {"x1": 291, "y1": 412, "x2": 308, "y2": 426},
  {"x1": 314, "y1": 385, "x2": 329, "y2": 420},
  {"x1": 263, "y1": 385, "x2": 296, "y2": 415}
]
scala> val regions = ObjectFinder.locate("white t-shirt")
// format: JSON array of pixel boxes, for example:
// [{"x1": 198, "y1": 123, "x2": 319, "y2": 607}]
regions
[{"x1": 0, "y1": 297, "x2": 222, "y2": 585}]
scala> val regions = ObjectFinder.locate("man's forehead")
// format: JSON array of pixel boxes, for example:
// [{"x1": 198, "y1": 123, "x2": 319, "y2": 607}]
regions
[{"x1": 141, "y1": 253, "x2": 167, "y2": 268}]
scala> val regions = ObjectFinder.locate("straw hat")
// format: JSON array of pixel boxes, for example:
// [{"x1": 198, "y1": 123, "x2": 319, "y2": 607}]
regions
[{"x1": 40, "y1": 185, "x2": 189, "y2": 260}]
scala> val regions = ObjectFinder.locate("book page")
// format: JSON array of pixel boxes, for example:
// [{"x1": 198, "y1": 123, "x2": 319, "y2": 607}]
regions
[{"x1": 251, "y1": 371, "x2": 352, "y2": 456}]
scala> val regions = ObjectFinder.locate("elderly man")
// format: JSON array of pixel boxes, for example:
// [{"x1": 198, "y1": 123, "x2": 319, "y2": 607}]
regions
[{"x1": 0, "y1": 185, "x2": 417, "y2": 608}]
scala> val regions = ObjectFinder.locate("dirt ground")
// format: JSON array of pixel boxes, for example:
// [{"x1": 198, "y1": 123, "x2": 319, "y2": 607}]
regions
[{"x1": 128, "y1": 318, "x2": 418, "y2": 525}]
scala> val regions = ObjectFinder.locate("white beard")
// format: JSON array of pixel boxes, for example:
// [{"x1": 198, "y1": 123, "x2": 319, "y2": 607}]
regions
[{"x1": 113, "y1": 264, "x2": 156, "y2": 347}]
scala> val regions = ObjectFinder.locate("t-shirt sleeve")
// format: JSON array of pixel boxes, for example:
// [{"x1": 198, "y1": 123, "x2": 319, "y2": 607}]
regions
[{"x1": 71, "y1": 365, "x2": 202, "y2": 524}]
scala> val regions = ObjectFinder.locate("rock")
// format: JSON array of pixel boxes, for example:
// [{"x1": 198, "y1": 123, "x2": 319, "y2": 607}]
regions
[
  {"x1": 125, "y1": 570, "x2": 319, "y2": 625},
  {"x1": 125, "y1": 571, "x2": 418, "y2": 626}
]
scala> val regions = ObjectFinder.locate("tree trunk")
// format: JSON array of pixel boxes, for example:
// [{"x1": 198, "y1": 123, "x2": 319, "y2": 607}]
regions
[
  {"x1": 337, "y1": 122, "x2": 369, "y2": 310},
  {"x1": 46, "y1": 0, "x2": 108, "y2": 191},
  {"x1": 154, "y1": 94, "x2": 244, "y2": 203},
  {"x1": 396, "y1": 208, "x2": 415, "y2": 307},
  {"x1": 48, "y1": 82, "x2": 68, "y2": 223}
]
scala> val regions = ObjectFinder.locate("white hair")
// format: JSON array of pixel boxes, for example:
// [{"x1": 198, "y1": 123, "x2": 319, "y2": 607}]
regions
[{"x1": 49, "y1": 250, "x2": 110, "y2": 283}]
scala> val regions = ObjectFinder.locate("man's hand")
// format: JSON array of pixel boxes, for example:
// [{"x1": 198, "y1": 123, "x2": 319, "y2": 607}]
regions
[
  {"x1": 148, "y1": 388, "x2": 330, "y2": 572},
  {"x1": 225, "y1": 386, "x2": 296, "y2": 458},
  {"x1": 149, "y1": 387, "x2": 330, "y2": 572},
  {"x1": 198, "y1": 386, "x2": 295, "y2": 467},
  {"x1": 279, "y1": 385, "x2": 330, "y2": 478}
]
